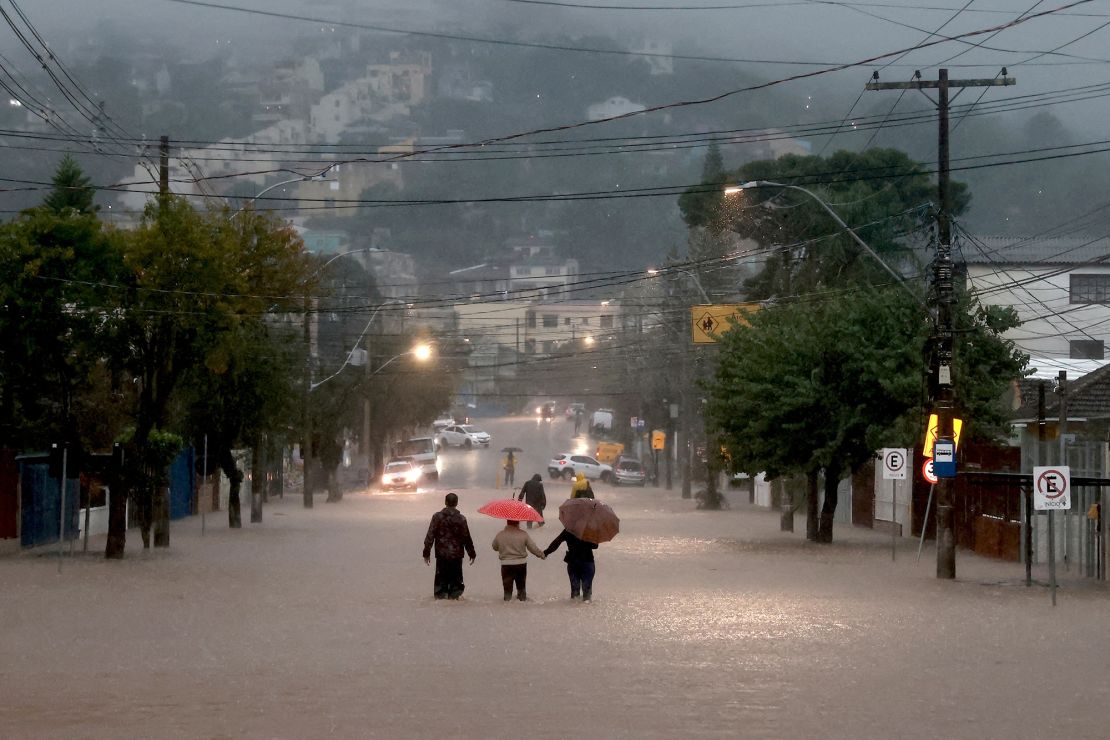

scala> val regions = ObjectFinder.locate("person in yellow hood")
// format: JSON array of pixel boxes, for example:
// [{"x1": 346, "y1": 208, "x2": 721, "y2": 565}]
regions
[{"x1": 570, "y1": 471, "x2": 594, "y2": 499}]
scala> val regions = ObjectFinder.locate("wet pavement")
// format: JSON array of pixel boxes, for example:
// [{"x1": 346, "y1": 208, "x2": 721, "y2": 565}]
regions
[{"x1": 2, "y1": 415, "x2": 1108, "y2": 738}]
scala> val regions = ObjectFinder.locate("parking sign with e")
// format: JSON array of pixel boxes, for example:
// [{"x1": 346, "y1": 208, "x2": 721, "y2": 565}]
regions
[
  {"x1": 881, "y1": 448, "x2": 909, "y2": 480},
  {"x1": 1033, "y1": 465, "x2": 1071, "y2": 511}
]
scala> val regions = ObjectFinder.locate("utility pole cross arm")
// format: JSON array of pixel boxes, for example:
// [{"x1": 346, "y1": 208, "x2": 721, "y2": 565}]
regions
[{"x1": 866, "y1": 77, "x2": 1015, "y2": 90}]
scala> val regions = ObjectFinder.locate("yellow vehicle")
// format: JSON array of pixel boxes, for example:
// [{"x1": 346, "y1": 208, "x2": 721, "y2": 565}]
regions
[{"x1": 595, "y1": 441, "x2": 624, "y2": 465}]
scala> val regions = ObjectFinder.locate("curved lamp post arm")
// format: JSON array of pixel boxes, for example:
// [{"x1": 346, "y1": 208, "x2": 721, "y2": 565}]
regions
[
  {"x1": 309, "y1": 299, "x2": 406, "y2": 391},
  {"x1": 726, "y1": 180, "x2": 919, "y2": 300},
  {"x1": 232, "y1": 163, "x2": 340, "y2": 219}
]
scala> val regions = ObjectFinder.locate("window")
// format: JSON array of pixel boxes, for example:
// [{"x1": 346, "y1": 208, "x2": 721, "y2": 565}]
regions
[
  {"x1": 526, "y1": 311, "x2": 537, "y2": 328},
  {"x1": 1070, "y1": 339, "x2": 1105, "y2": 360},
  {"x1": 581, "y1": 318, "x2": 590, "y2": 326},
  {"x1": 545, "y1": 266, "x2": 560, "y2": 276},
  {"x1": 564, "y1": 317, "x2": 572, "y2": 325},
  {"x1": 543, "y1": 314, "x2": 557, "y2": 328},
  {"x1": 600, "y1": 315, "x2": 613, "y2": 329},
  {"x1": 1070, "y1": 274, "x2": 1110, "y2": 304}
]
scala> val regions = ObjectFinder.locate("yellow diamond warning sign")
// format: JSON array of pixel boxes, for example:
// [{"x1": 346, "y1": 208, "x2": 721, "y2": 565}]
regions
[{"x1": 690, "y1": 303, "x2": 760, "y2": 344}]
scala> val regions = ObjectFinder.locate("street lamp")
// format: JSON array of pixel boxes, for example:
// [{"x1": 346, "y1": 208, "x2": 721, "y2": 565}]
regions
[
  {"x1": 724, "y1": 181, "x2": 916, "y2": 298},
  {"x1": 232, "y1": 165, "x2": 340, "y2": 218},
  {"x1": 647, "y1": 266, "x2": 711, "y2": 304}
]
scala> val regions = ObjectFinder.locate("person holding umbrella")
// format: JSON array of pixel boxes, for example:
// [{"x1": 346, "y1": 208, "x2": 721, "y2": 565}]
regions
[
  {"x1": 543, "y1": 529, "x2": 598, "y2": 601},
  {"x1": 502, "y1": 449, "x2": 517, "y2": 488},
  {"x1": 517, "y1": 473, "x2": 546, "y2": 528},
  {"x1": 478, "y1": 498, "x2": 545, "y2": 602},
  {"x1": 422, "y1": 493, "x2": 477, "y2": 600},
  {"x1": 545, "y1": 497, "x2": 620, "y2": 602}
]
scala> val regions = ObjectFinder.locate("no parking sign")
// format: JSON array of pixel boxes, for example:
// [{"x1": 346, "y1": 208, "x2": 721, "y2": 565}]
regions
[{"x1": 1033, "y1": 466, "x2": 1071, "y2": 511}]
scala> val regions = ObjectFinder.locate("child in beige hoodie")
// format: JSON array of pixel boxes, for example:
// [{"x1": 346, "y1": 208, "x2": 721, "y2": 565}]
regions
[{"x1": 492, "y1": 521, "x2": 546, "y2": 601}]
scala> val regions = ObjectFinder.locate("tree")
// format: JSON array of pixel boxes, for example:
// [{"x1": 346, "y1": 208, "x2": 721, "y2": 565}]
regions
[
  {"x1": 105, "y1": 199, "x2": 312, "y2": 556},
  {"x1": 680, "y1": 148, "x2": 968, "y2": 299},
  {"x1": 0, "y1": 161, "x2": 124, "y2": 454},
  {"x1": 706, "y1": 284, "x2": 1025, "y2": 542},
  {"x1": 43, "y1": 154, "x2": 97, "y2": 215}
]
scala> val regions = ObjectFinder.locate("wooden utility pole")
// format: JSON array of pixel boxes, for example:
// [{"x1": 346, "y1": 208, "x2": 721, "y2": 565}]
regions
[
  {"x1": 867, "y1": 69, "x2": 1015, "y2": 579},
  {"x1": 158, "y1": 135, "x2": 169, "y2": 200}
]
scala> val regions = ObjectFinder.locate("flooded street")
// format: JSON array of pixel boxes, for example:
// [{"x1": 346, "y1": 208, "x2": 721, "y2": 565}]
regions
[{"x1": 2, "y1": 416, "x2": 1108, "y2": 738}]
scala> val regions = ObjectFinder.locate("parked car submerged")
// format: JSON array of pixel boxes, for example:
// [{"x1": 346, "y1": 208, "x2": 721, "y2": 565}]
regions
[
  {"x1": 547, "y1": 453, "x2": 612, "y2": 482},
  {"x1": 437, "y1": 424, "x2": 491, "y2": 449}
]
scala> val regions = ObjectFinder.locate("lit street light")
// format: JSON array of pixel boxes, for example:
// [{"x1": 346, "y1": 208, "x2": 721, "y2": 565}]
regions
[{"x1": 724, "y1": 180, "x2": 917, "y2": 298}]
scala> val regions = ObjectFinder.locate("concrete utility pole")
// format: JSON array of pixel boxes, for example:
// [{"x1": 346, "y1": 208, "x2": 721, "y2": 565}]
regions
[{"x1": 867, "y1": 68, "x2": 1015, "y2": 580}]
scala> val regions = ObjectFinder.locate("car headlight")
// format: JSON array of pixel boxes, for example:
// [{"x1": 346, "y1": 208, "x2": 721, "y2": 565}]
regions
[{"x1": 408, "y1": 469, "x2": 422, "y2": 482}]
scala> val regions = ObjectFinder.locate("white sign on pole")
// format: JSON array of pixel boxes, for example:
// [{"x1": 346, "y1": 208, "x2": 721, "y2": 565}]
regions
[
  {"x1": 1033, "y1": 466, "x2": 1071, "y2": 511},
  {"x1": 881, "y1": 448, "x2": 909, "y2": 480}
]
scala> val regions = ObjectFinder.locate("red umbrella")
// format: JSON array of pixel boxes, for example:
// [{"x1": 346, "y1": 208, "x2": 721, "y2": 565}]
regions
[{"x1": 478, "y1": 498, "x2": 544, "y2": 523}]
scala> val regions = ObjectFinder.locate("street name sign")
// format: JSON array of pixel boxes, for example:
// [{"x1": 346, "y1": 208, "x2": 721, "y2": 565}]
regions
[
  {"x1": 1033, "y1": 466, "x2": 1071, "y2": 510},
  {"x1": 881, "y1": 448, "x2": 909, "y2": 480}
]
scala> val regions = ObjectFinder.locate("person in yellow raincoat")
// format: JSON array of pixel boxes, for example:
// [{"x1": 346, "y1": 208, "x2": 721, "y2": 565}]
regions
[{"x1": 570, "y1": 471, "x2": 594, "y2": 499}]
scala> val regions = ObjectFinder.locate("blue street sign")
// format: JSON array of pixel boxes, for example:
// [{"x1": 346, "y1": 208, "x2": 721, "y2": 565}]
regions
[{"x1": 933, "y1": 438, "x2": 956, "y2": 478}]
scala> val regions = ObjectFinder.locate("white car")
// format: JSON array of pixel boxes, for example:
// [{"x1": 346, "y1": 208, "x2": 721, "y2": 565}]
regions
[
  {"x1": 547, "y1": 453, "x2": 612, "y2": 482},
  {"x1": 381, "y1": 459, "x2": 421, "y2": 492},
  {"x1": 437, "y1": 424, "x2": 491, "y2": 449}
]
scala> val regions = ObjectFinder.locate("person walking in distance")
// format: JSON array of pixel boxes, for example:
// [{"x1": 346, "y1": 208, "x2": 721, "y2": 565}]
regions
[
  {"x1": 503, "y1": 451, "x2": 516, "y2": 488},
  {"x1": 570, "y1": 471, "x2": 594, "y2": 499},
  {"x1": 544, "y1": 528, "x2": 598, "y2": 601},
  {"x1": 492, "y1": 520, "x2": 545, "y2": 601},
  {"x1": 422, "y1": 493, "x2": 476, "y2": 600},
  {"x1": 517, "y1": 473, "x2": 547, "y2": 529}
]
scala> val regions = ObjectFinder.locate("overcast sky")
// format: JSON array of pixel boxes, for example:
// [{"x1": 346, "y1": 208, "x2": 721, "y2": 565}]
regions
[{"x1": 25, "y1": 1, "x2": 1110, "y2": 100}]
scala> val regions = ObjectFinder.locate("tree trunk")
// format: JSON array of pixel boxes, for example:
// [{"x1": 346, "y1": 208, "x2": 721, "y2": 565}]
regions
[
  {"x1": 302, "y1": 451, "x2": 314, "y2": 509},
  {"x1": 702, "y1": 457, "x2": 720, "y2": 509},
  {"x1": 806, "y1": 469, "x2": 820, "y2": 542},
  {"x1": 250, "y1": 443, "x2": 263, "y2": 523},
  {"x1": 138, "y1": 483, "x2": 152, "y2": 548},
  {"x1": 105, "y1": 472, "x2": 128, "y2": 559},
  {"x1": 228, "y1": 474, "x2": 242, "y2": 528},
  {"x1": 817, "y1": 468, "x2": 840, "y2": 543},
  {"x1": 325, "y1": 463, "x2": 342, "y2": 503},
  {"x1": 153, "y1": 484, "x2": 170, "y2": 548},
  {"x1": 221, "y1": 447, "x2": 243, "y2": 529},
  {"x1": 779, "y1": 479, "x2": 793, "y2": 532}
]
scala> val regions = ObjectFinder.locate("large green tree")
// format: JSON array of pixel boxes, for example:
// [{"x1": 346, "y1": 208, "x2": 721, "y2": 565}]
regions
[
  {"x1": 0, "y1": 159, "x2": 124, "y2": 453},
  {"x1": 680, "y1": 148, "x2": 968, "y2": 300},
  {"x1": 105, "y1": 200, "x2": 312, "y2": 556},
  {"x1": 707, "y1": 284, "x2": 1025, "y2": 543}
]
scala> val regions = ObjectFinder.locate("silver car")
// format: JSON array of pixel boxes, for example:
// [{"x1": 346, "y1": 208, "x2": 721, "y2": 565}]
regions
[{"x1": 613, "y1": 458, "x2": 646, "y2": 487}]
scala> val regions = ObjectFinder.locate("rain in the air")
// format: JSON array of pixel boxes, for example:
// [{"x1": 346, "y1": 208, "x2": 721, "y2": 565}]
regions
[{"x1": 1, "y1": 0, "x2": 1108, "y2": 737}]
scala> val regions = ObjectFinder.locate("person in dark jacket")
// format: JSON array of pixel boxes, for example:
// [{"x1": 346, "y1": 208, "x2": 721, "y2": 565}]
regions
[
  {"x1": 422, "y1": 493, "x2": 476, "y2": 599},
  {"x1": 543, "y1": 529, "x2": 599, "y2": 601},
  {"x1": 517, "y1": 473, "x2": 547, "y2": 528}
]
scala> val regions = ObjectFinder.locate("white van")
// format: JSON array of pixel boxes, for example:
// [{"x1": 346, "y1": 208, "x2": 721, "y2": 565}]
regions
[{"x1": 392, "y1": 437, "x2": 438, "y2": 479}]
